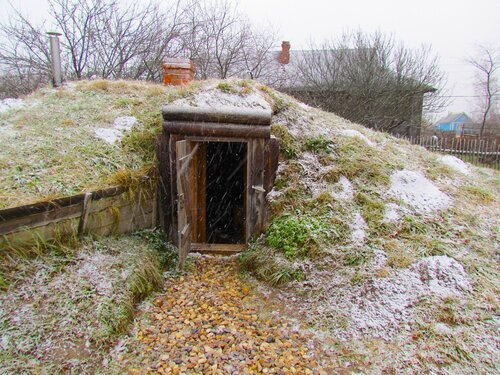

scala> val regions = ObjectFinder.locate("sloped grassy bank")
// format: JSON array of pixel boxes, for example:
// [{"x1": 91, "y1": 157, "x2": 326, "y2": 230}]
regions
[
  {"x1": 1, "y1": 78, "x2": 498, "y2": 372},
  {"x1": 0, "y1": 79, "x2": 201, "y2": 209},
  {"x1": 0, "y1": 230, "x2": 177, "y2": 373},
  {"x1": 238, "y1": 88, "x2": 499, "y2": 373}
]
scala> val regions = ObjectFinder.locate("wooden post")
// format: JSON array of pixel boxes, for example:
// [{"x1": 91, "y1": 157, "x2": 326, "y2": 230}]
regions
[{"x1": 77, "y1": 192, "x2": 92, "y2": 236}]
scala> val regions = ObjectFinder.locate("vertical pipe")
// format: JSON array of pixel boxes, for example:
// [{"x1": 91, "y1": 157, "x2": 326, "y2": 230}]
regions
[{"x1": 47, "y1": 32, "x2": 63, "y2": 87}]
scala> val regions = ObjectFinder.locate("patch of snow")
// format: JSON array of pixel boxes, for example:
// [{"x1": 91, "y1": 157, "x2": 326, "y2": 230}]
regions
[
  {"x1": 94, "y1": 116, "x2": 139, "y2": 145},
  {"x1": 173, "y1": 88, "x2": 271, "y2": 112},
  {"x1": 387, "y1": 170, "x2": 451, "y2": 213},
  {"x1": 370, "y1": 249, "x2": 388, "y2": 270},
  {"x1": 349, "y1": 212, "x2": 367, "y2": 245},
  {"x1": 340, "y1": 129, "x2": 375, "y2": 146},
  {"x1": 334, "y1": 176, "x2": 354, "y2": 202},
  {"x1": 298, "y1": 102, "x2": 311, "y2": 110},
  {"x1": 411, "y1": 256, "x2": 472, "y2": 297},
  {"x1": 94, "y1": 128, "x2": 122, "y2": 144},
  {"x1": 433, "y1": 322, "x2": 453, "y2": 336},
  {"x1": 113, "y1": 116, "x2": 137, "y2": 131},
  {"x1": 440, "y1": 155, "x2": 471, "y2": 175},
  {"x1": 345, "y1": 255, "x2": 471, "y2": 339},
  {"x1": 383, "y1": 203, "x2": 401, "y2": 222},
  {"x1": 0, "y1": 98, "x2": 24, "y2": 113},
  {"x1": 76, "y1": 252, "x2": 118, "y2": 296},
  {"x1": 349, "y1": 268, "x2": 422, "y2": 337}
]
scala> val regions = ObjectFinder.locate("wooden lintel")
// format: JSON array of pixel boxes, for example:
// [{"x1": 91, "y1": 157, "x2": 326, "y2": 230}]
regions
[
  {"x1": 162, "y1": 105, "x2": 272, "y2": 125},
  {"x1": 164, "y1": 122, "x2": 271, "y2": 139}
]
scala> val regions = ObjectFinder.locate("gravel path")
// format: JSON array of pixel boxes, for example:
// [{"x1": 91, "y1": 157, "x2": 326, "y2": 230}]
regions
[{"x1": 110, "y1": 256, "x2": 334, "y2": 374}]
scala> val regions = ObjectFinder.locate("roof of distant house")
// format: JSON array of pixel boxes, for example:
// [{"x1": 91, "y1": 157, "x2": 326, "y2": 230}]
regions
[{"x1": 435, "y1": 112, "x2": 473, "y2": 125}]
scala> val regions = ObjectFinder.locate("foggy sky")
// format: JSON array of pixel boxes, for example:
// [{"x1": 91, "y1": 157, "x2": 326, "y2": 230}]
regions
[{"x1": 2, "y1": 0, "x2": 499, "y2": 120}]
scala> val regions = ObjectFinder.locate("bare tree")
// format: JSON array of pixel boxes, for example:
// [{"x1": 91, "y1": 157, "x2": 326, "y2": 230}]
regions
[
  {"x1": 0, "y1": 10, "x2": 52, "y2": 96},
  {"x1": 291, "y1": 31, "x2": 448, "y2": 136},
  {"x1": 468, "y1": 45, "x2": 499, "y2": 137},
  {"x1": 0, "y1": 0, "x2": 279, "y2": 96}
]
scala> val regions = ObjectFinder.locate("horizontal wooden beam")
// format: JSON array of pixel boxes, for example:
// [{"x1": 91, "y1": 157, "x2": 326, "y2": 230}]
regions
[
  {"x1": 0, "y1": 185, "x2": 128, "y2": 222},
  {"x1": 162, "y1": 105, "x2": 272, "y2": 125},
  {"x1": 164, "y1": 121, "x2": 271, "y2": 139}
]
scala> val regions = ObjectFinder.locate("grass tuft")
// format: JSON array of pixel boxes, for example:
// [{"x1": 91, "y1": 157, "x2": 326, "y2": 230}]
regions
[
  {"x1": 271, "y1": 123, "x2": 299, "y2": 159},
  {"x1": 239, "y1": 241, "x2": 304, "y2": 286}
]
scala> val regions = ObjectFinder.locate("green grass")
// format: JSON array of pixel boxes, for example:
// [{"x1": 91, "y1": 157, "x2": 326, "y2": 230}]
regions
[
  {"x1": 216, "y1": 81, "x2": 237, "y2": 94},
  {"x1": 303, "y1": 135, "x2": 334, "y2": 154}
]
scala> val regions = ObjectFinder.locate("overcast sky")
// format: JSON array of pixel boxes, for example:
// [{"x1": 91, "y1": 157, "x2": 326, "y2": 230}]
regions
[{"x1": 2, "y1": 0, "x2": 499, "y2": 120}]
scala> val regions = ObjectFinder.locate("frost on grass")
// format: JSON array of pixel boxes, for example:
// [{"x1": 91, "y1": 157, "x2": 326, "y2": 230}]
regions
[
  {"x1": 94, "y1": 116, "x2": 139, "y2": 145},
  {"x1": 383, "y1": 202, "x2": 401, "y2": 222},
  {"x1": 297, "y1": 255, "x2": 472, "y2": 341},
  {"x1": 387, "y1": 170, "x2": 451, "y2": 213},
  {"x1": 0, "y1": 98, "x2": 25, "y2": 113},
  {"x1": 0, "y1": 236, "x2": 161, "y2": 373},
  {"x1": 440, "y1": 155, "x2": 471, "y2": 175},
  {"x1": 349, "y1": 212, "x2": 367, "y2": 245}
]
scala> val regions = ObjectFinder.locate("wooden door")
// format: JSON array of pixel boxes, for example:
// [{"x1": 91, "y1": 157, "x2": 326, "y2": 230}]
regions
[{"x1": 176, "y1": 140, "x2": 198, "y2": 270}]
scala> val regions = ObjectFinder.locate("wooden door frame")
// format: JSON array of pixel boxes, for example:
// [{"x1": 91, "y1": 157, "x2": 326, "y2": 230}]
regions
[{"x1": 181, "y1": 137, "x2": 250, "y2": 253}]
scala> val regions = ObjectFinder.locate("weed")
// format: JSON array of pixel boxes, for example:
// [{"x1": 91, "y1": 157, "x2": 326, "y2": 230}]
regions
[
  {"x1": 266, "y1": 214, "x2": 330, "y2": 259},
  {"x1": 82, "y1": 80, "x2": 109, "y2": 91},
  {"x1": 259, "y1": 85, "x2": 290, "y2": 113},
  {"x1": 426, "y1": 158, "x2": 454, "y2": 181},
  {"x1": 133, "y1": 228, "x2": 178, "y2": 270},
  {"x1": 351, "y1": 270, "x2": 369, "y2": 284},
  {"x1": 320, "y1": 165, "x2": 341, "y2": 183},
  {"x1": 335, "y1": 138, "x2": 397, "y2": 186},
  {"x1": 355, "y1": 191, "x2": 386, "y2": 229},
  {"x1": 114, "y1": 97, "x2": 143, "y2": 109},
  {"x1": 344, "y1": 247, "x2": 372, "y2": 266},
  {"x1": 385, "y1": 239, "x2": 415, "y2": 268},
  {"x1": 238, "y1": 80, "x2": 253, "y2": 94},
  {"x1": 0, "y1": 271, "x2": 8, "y2": 290}
]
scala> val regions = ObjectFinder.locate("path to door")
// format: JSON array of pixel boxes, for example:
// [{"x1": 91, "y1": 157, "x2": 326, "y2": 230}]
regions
[{"x1": 110, "y1": 256, "x2": 336, "y2": 373}]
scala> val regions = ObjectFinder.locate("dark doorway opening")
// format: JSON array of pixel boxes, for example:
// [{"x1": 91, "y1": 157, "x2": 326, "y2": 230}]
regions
[{"x1": 205, "y1": 142, "x2": 246, "y2": 244}]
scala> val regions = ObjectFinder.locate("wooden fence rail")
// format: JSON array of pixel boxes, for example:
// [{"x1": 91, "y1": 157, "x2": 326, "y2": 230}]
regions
[
  {"x1": 0, "y1": 182, "x2": 156, "y2": 249},
  {"x1": 398, "y1": 136, "x2": 499, "y2": 170}
]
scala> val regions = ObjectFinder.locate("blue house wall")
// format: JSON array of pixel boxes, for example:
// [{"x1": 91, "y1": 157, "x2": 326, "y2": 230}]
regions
[{"x1": 436, "y1": 113, "x2": 473, "y2": 134}]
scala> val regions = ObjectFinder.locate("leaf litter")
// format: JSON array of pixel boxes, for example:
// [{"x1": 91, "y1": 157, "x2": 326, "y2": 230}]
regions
[{"x1": 108, "y1": 255, "x2": 338, "y2": 374}]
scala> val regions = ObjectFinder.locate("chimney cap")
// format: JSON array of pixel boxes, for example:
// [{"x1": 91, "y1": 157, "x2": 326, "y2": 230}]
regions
[{"x1": 47, "y1": 31, "x2": 62, "y2": 36}]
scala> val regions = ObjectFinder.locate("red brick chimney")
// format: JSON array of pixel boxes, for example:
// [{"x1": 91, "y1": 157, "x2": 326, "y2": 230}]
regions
[
  {"x1": 280, "y1": 41, "x2": 290, "y2": 65},
  {"x1": 163, "y1": 58, "x2": 196, "y2": 86}
]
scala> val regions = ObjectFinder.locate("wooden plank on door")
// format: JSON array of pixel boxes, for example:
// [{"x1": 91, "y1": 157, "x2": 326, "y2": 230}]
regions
[
  {"x1": 176, "y1": 140, "x2": 197, "y2": 271},
  {"x1": 246, "y1": 138, "x2": 266, "y2": 241}
]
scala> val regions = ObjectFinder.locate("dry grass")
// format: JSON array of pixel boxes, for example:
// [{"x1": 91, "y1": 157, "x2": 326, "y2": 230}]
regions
[{"x1": 0, "y1": 79, "x2": 199, "y2": 209}]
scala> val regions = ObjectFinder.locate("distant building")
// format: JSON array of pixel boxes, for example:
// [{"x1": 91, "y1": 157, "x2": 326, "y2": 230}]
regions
[
  {"x1": 435, "y1": 112, "x2": 475, "y2": 135},
  {"x1": 267, "y1": 41, "x2": 435, "y2": 137}
]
